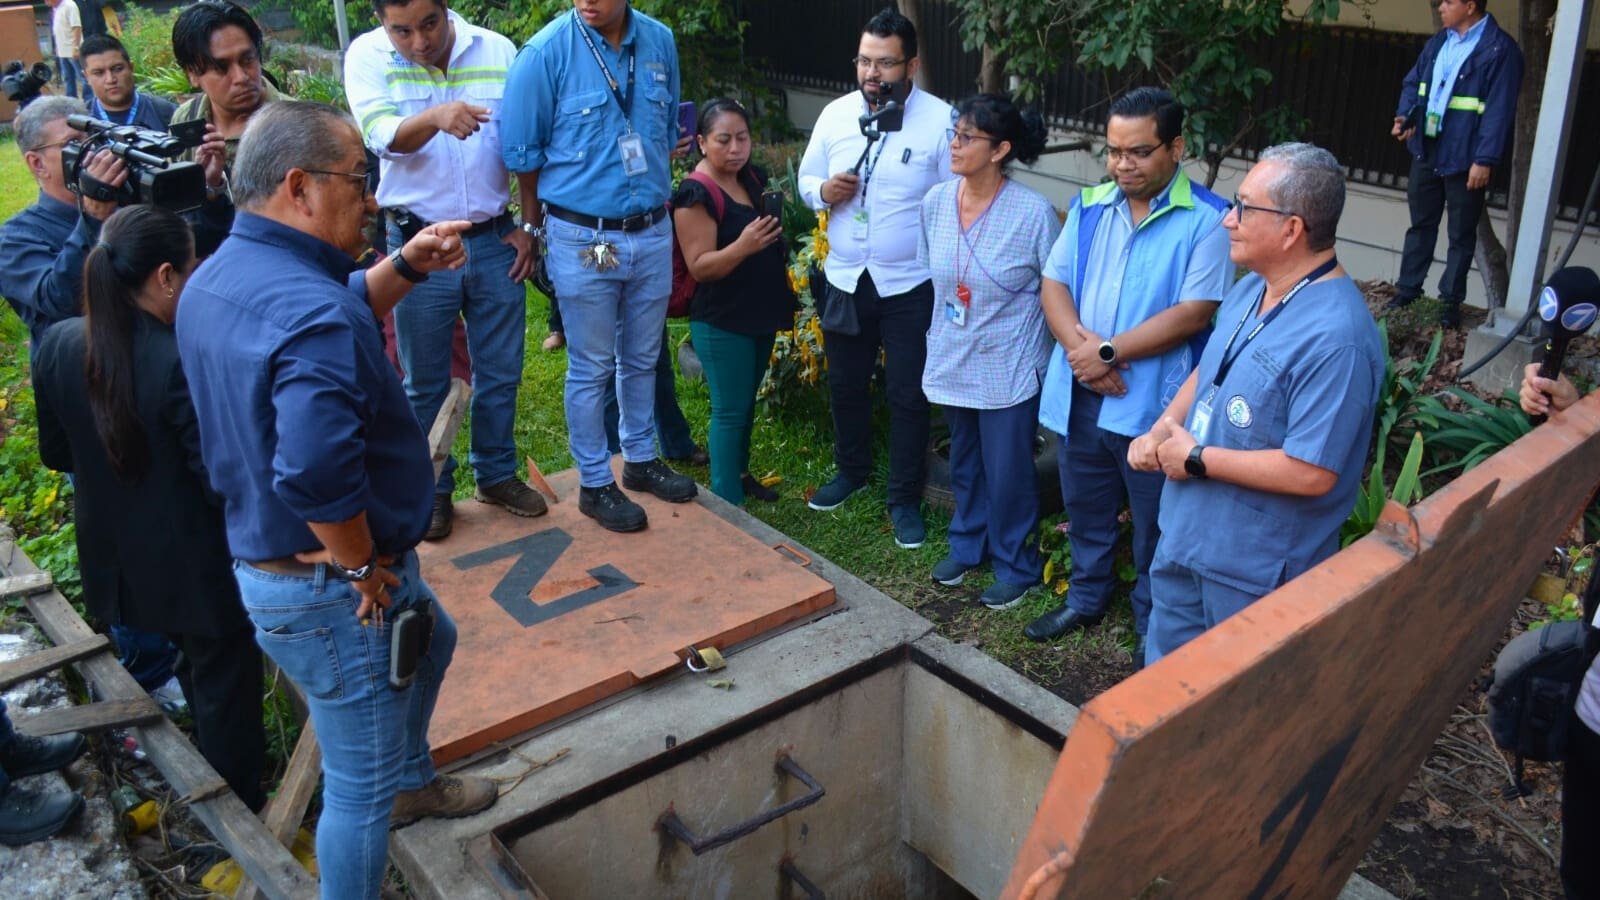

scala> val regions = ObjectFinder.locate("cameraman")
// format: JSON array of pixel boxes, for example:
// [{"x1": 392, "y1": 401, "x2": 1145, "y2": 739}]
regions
[
  {"x1": 80, "y1": 34, "x2": 177, "y2": 131},
  {"x1": 0, "y1": 96, "x2": 127, "y2": 351}
]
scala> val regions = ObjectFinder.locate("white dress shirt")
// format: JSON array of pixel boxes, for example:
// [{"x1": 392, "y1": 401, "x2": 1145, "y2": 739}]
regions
[
  {"x1": 344, "y1": 11, "x2": 517, "y2": 224},
  {"x1": 798, "y1": 84, "x2": 955, "y2": 297}
]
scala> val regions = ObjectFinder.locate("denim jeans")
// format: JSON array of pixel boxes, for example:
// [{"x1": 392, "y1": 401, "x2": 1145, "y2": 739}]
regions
[
  {"x1": 388, "y1": 223, "x2": 526, "y2": 494},
  {"x1": 602, "y1": 327, "x2": 696, "y2": 459},
  {"x1": 235, "y1": 551, "x2": 457, "y2": 899},
  {"x1": 110, "y1": 624, "x2": 179, "y2": 691},
  {"x1": 543, "y1": 213, "x2": 673, "y2": 488},
  {"x1": 56, "y1": 57, "x2": 88, "y2": 101}
]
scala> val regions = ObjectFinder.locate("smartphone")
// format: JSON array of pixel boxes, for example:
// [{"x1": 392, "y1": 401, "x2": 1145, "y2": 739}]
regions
[
  {"x1": 170, "y1": 118, "x2": 208, "y2": 150},
  {"x1": 761, "y1": 190, "x2": 784, "y2": 221},
  {"x1": 677, "y1": 101, "x2": 697, "y2": 140}
]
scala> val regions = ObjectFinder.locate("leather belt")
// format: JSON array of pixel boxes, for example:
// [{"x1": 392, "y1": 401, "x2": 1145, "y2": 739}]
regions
[
  {"x1": 386, "y1": 209, "x2": 511, "y2": 242},
  {"x1": 245, "y1": 557, "x2": 349, "y2": 580},
  {"x1": 545, "y1": 203, "x2": 668, "y2": 233}
]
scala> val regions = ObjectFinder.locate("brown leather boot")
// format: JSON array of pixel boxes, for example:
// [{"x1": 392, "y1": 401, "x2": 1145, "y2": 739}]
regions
[{"x1": 389, "y1": 775, "x2": 497, "y2": 829}]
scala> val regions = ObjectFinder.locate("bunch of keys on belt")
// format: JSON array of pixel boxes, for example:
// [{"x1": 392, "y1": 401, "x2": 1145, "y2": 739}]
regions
[{"x1": 580, "y1": 238, "x2": 620, "y2": 271}]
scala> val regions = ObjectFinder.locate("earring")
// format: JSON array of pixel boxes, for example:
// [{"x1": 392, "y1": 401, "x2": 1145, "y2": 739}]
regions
[{"x1": 166, "y1": 287, "x2": 174, "y2": 299}]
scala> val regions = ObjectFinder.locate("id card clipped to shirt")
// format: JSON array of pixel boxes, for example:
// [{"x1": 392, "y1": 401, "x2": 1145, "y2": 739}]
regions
[
  {"x1": 1190, "y1": 387, "x2": 1216, "y2": 443},
  {"x1": 618, "y1": 132, "x2": 648, "y2": 177}
]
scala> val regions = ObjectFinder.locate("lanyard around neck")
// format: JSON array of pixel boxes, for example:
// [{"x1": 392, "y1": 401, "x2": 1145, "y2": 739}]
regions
[
  {"x1": 1211, "y1": 257, "x2": 1338, "y2": 390},
  {"x1": 92, "y1": 91, "x2": 140, "y2": 125},
  {"x1": 575, "y1": 9, "x2": 635, "y2": 123}
]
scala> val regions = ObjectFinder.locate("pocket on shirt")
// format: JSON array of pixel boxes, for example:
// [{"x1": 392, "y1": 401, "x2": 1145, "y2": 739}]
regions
[
  {"x1": 1219, "y1": 364, "x2": 1286, "y2": 451},
  {"x1": 557, "y1": 88, "x2": 611, "y2": 147},
  {"x1": 640, "y1": 83, "x2": 673, "y2": 153}
]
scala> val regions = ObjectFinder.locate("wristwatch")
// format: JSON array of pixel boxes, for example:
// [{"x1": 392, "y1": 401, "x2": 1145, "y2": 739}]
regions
[
  {"x1": 519, "y1": 222, "x2": 544, "y2": 240},
  {"x1": 391, "y1": 249, "x2": 428, "y2": 284},
  {"x1": 1097, "y1": 340, "x2": 1118, "y2": 365},
  {"x1": 1184, "y1": 445, "x2": 1208, "y2": 479},
  {"x1": 330, "y1": 547, "x2": 378, "y2": 582}
]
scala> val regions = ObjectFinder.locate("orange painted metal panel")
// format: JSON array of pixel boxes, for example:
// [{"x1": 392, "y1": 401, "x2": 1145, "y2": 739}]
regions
[
  {"x1": 1004, "y1": 393, "x2": 1600, "y2": 899},
  {"x1": 421, "y1": 462, "x2": 835, "y2": 765}
]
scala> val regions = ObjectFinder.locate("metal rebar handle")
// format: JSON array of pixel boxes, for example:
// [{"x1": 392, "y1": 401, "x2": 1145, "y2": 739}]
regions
[{"x1": 657, "y1": 754, "x2": 825, "y2": 855}]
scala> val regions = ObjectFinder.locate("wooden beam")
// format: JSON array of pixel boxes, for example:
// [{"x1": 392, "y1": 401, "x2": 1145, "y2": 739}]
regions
[
  {"x1": 235, "y1": 722, "x2": 322, "y2": 900},
  {"x1": 0, "y1": 571, "x2": 52, "y2": 600},
  {"x1": 13, "y1": 698, "x2": 162, "y2": 736},
  {"x1": 429, "y1": 377, "x2": 472, "y2": 482},
  {"x1": 0, "y1": 634, "x2": 110, "y2": 689},
  {"x1": 0, "y1": 533, "x2": 318, "y2": 900}
]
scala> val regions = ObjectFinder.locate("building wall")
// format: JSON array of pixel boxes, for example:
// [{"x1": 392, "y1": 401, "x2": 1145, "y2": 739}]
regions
[{"x1": 781, "y1": 84, "x2": 1600, "y2": 314}]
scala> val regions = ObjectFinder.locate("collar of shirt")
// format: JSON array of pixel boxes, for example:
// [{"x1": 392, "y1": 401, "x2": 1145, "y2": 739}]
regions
[
  {"x1": 34, "y1": 191, "x2": 80, "y2": 225},
  {"x1": 1446, "y1": 15, "x2": 1489, "y2": 48},
  {"x1": 231, "y1": 211, "x2": 359, "y2": 284},
  {"x1": 1428, "y1": 15, "x2": 1489, "y2": 122}
]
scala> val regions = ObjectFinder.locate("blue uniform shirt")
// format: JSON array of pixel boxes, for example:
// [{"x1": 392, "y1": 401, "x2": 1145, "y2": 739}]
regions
[
  {"x1": 176, "y1": 212, "x2": 434, "y2": 562},
  {"x1": 499, "y1": 7, "x2": 680, "y2": 218},
  {"x1": 0, "y1": 193, "x2": 103, "y2": 350},
  {"x1": 1426, "y1": 15, "x2": 1488, "y2": 128},
  {"x1": 1157, "y1": 274, "x2": 1384, "y2": 595}
]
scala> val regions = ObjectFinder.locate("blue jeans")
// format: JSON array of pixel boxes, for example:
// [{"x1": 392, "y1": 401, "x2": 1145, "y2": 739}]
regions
[
  {"x1": 110, "y1": 625, "x2": 179, "y2": 691},
  {"x1": 543, "y1": 213, "x2": 672, "y2": 488},
  {"x1": 56, "y1": 56, "x2": 88, "y2": 101},
  {"x1": 389, "y1": 223, "x2": 526, "y2": 495},
  {"x1": 1060, "y1": 384, "x2": 1164, "y2": 635},
  {"x1": 944, "y1": 396, "x2": 1043, "y2": 587},
  {"x1": 235, "y1": 551, "x2": 456, "y2": 899},
  {"x1": 603, "y1": 327, "x2": 696, "y2": 459},
  {"x1": 1144, "y1": 550, "x2": 1263, "y2": 666}
]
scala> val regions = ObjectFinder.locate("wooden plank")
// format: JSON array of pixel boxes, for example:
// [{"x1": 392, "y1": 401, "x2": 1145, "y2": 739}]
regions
[
  {"x1": 1001, "y1": 390, "x2": 1600, "y2": 899},
  {"x1": 0, "y1": 634, "x2": 110, "y2": 689},
  {"x1": 236, "y1": 722, "x2": 322, "y2": 900},
  {"x1": 0, "y1": 571, "x2": 52, "y2": 599},
  {"x1": 429, "y1": 377, "x2": 471, "y2": 482},
  {"x1": 14, "y1": 698, "x2": 162, "y2": 736},
  {"x1": 0, "y1": 533, "x2": 318, "y2": 900}
]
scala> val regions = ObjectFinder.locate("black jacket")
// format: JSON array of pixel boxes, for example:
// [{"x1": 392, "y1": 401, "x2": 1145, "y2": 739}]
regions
[{"x1": 33, "y1": 313, "x2": 246, "y2": 636}]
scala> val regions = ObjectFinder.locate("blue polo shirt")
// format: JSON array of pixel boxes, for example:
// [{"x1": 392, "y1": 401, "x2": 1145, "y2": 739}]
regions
[
  {"x1": 0, "y1": 193, "x2": 103, "y2": 350},
  {"x1": 176, "y1": 212, "x2": 434, "y2": 561},
  {"x1": 1038, "y1": 170, "x2": 1232, "y2": 439},
  {"x1": 1157, "y1": 273, "x2": 1384, "y2": 594},
  {"x1": 499, "y1": 7, "x2": 680, "y2": 218}
]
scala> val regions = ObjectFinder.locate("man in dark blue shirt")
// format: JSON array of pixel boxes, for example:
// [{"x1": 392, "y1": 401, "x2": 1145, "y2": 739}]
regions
[
  {"x1": 0, "y1": 96, "x2": 126, "y2": 350},
  {"x1": 177, "y1": 100, "x2": 495, "y2": 898},
  {"x1": 79, "y1": 34, "x2": 178, "y2": 131}
]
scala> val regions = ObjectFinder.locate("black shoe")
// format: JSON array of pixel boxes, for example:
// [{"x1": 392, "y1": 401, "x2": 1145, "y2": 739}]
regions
[
  {"x1": 425, "y1": 494, "x2": 453, "y2": 541},
  {"x1": 741, "y1": 473, "x2": 780, "y2": 503},
  {"x1": 579, "y1": 483, "x2": 648, "y2": 532},
  {"x1": 0, "y1": 731, "x2": 86, "y2": 779},
  {"x1": 889, "y1": 503, "x2": 925, "y2": 550},
  {"x1": 666, "y1": 446, "x2": 711, "y2": 467},
  {"x1": 1439, "y1": 302, "x2": 1463, "y2": 329},
  {"x1": 1383, "y1": 293, "x2": 1418, "y2": 311},
  {"x1": 1132, "y1": 634, "x2": 1147, "y2": 671},
  {"x1": 0, "y1": 784, "x2": 84, "y2": 846},
  {"x1": 476, "y1": 478, "x2": 549, "y2": 517},
  {"x1": 621, "y1": 459, "x2": 698, "y2": 503},
  {"x1": 1023, "y1": 606, "x2": 1104, "y2": 642},
  {"x1": 807, "y1": 474, "x2": 865, "y2": 511}
]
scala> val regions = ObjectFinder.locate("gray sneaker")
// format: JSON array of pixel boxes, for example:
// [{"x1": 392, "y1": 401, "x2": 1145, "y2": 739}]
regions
[
  {"x1": 807, "y1": 475, "x2": 864, "y2": 511},
  {"x1": 931, "y1": 557, "x2": 975, "y2": 586},
  {"x1": 980, "y1": 581, "x2": 1035, "y2": 610}
]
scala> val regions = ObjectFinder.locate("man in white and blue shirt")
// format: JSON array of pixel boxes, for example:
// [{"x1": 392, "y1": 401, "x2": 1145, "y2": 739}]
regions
[
  {"x1": 346, "y1": 0, "x2": 546, "y2": 540},
  {"x1": 500, "y1": 0, "x2": 697, "y2": 534},
  {"x1": 1025, "y1": 88, "x2": 1232, "y2": 663}
]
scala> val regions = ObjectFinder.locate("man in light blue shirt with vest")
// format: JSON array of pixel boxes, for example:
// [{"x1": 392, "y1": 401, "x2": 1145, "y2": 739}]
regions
[
  {"x1": 500, "y1": 0, "x2": 697, "y2": 533},
  {"x1": 1024, "y1": 88, "x2": 1232, "y2": 667}
]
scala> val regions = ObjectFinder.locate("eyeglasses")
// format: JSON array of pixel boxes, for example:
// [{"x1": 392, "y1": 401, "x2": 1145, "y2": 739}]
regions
[
  {"x1": 945, "y1": 128, "x2": 997, "y2": 148},
  {"x1": 303, "y1": 163, "x2": 377, "y2": 189},
  {"x1": 1104, "y1": 141, "x2": 1169, "y2": 163},
  {"x1": 25, "y1": 140, "x2": 72, "y2": 154},
  {"x1": 1230, "y1": 193, "x2": 1295, "y2": 222},
  {"x1": 852, "y1": 55, "x2": 906, "y2": 72}
]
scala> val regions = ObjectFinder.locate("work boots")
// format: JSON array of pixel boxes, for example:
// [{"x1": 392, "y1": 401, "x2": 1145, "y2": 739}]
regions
[
  {"x1": 0, "y1": 784, "x2": 84, "y2": 846},
  {"x1": 389, "y1": 774, "x2": 498, "y2": 829}
]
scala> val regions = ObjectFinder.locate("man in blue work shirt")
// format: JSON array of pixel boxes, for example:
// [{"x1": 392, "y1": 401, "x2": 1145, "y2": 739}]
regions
[
  {"x1": 499, "y1": 0, "x2": 696, "y2": 534},
  {"x1": 1129, "y1": 144, "x2": 1384, "y2": 667},
  {"x1": 1022, "y1": 88, "x2": 1232, "y2": 665},
  {"x1": 177, "y1": 101, "x2": 495, "y2": 898},
  {"x1": 0, "y1": 97, "x2": 127, "y2": 352},
  {"x1": 1388, "y1": 0, "x2": 1522, "y2": 327}
]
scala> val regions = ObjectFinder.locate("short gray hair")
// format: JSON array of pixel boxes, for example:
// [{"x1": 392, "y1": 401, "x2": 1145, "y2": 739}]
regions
[
  {"x1": 231, "y1": 101, "x2": 359, "y2": 210},
  {"x1": 15, "y1": 96, "x2": 86, "y2": 152},
  {"x1": 1258, "y1": 142, "x2": 1344, "y2": 252}
]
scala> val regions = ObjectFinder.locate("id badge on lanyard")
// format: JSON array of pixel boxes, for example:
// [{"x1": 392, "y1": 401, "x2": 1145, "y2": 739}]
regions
[
  {"x1": 1190, "y1": 387, "x2": 1216, "y2": 443},
  {"x1": 618, "y1": 132, "x2": 648, "y2": 177}
]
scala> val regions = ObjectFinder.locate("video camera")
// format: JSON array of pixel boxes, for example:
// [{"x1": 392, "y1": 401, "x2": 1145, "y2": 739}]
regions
[
  {"x1": 1, "y1": 60, "x2": 52, "y2": 109},
  {"x1": 849, "y1": 81, "x2": 909, "y2": 176},
  {"x1": 62, "y1": 114, "x2": 207, "y2": 212}
]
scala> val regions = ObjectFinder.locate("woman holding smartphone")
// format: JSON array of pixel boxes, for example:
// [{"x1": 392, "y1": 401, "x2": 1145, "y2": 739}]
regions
[
  {"x1": 31, "y1": 205, "x2": 266, "y2": 810},
  {"x1": 918, "y1": 94, "x2": 1059, "y2": 609},
  {"x1": 672, "y1": 98, "x2": 795, "y2": 505}
]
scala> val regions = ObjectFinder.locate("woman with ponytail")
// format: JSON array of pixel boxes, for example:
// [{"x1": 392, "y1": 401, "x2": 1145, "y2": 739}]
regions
[
  {"x1": 918, "y1": 94, "x2": 1061, "y2": 610},
  {"x1": 33, "y1": 205, "x2": 266, "y2": 811}
]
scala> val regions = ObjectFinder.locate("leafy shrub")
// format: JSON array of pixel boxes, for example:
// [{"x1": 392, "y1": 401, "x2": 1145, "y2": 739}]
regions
[
  {"x1": 121, "y1": 5, "x2": 181, "y2": 75},
  {"x1": 1405, "y1": 386, "x2": 1532, "y2": 477},
  {"x1": 0, "y1": 316, "x2": 79, "y2": 605}
]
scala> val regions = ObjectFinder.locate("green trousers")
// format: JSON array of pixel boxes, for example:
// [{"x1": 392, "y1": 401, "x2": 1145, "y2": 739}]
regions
[{"x1": 690, "y1": 320, "x2": 775, "y2": 504}]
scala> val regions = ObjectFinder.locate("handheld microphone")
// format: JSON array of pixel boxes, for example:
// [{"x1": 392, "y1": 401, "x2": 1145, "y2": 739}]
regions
[{"x1": 1531, "y1": 266, "x2": 1600, "y2": 424}]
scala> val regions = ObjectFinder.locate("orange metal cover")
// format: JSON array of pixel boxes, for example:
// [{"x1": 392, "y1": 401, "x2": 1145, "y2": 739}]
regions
[{"x1": 420, "y1": 464, "x2": 835, "y2": 764}]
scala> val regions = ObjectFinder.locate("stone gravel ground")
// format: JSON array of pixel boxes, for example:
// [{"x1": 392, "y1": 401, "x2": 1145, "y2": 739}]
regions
[{"x1": 0, "y1": 628, "x2": 146, "y2": 899}]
